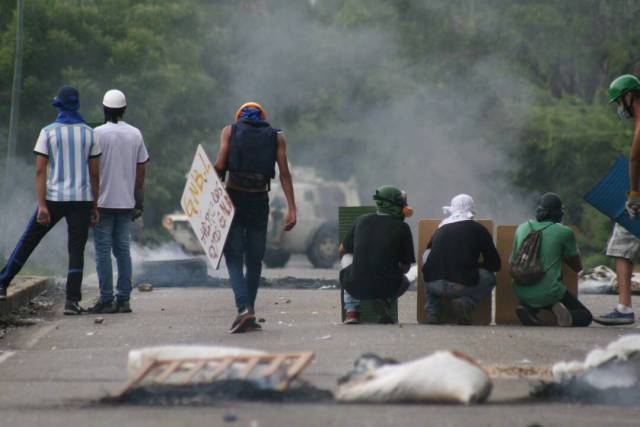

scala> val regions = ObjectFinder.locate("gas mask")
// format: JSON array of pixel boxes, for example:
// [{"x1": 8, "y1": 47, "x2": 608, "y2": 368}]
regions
[{"x1": 399, "y1": 191, "x2": 414, "y2": 218}]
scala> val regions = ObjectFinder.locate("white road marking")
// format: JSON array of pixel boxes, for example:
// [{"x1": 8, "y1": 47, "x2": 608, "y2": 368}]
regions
[{"x1": 24, "y1": 321, "x2": 61, "y2": 350}]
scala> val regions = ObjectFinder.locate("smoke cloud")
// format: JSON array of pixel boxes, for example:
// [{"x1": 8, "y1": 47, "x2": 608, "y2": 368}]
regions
[{"x1": 222, "y1": 4, "x2": 535, "y2": 228}]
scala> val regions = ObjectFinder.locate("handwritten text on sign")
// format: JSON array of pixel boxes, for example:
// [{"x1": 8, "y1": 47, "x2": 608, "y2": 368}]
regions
[{"x1": 181, "y1": 145, "x2": 235, "y2": 269}]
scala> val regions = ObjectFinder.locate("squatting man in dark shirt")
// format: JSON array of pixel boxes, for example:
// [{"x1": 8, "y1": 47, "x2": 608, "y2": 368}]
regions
[
  {"x1": 338, "y1": 185, "x2": 415, "y2": 324},
  {"x1": 422, "y1": 194, "x2": 501, "y2": 325}
]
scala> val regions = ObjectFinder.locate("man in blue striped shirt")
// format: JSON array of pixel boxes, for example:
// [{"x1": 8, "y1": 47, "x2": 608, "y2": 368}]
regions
[{"x1": 0, "y1": 86, "x2": 101, "y2": 314}]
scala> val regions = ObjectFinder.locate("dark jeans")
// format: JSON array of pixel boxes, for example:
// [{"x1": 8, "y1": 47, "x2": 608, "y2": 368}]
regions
[
  {"x1": 425, "y1": 269, "x2": 496, "y2": 317},
  {"x1": 223, "y1": 189, "x2": 269, "y2": 312},
  {"x1": 522, "y1": 290, "x2": 593, "y2": 327},
  {"x1": 0, "y1": 201, "x2": 92, "y2": 301}
]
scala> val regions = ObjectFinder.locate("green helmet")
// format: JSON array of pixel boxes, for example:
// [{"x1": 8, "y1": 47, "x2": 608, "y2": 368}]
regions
[
  {"x1": 373, "y1": 185, "x2": 410, "y2": 219},
  {"x1": 374, "y1": 185, "x2": 406, "y2": 206},
  {"x1": 608, "y1": 74, "x2": 640, "y2": 103}
]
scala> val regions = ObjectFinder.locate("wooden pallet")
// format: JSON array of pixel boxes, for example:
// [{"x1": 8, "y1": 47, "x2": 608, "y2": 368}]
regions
[{"x1": 113, "y1": 351, "x2": 315, "y2": 397}]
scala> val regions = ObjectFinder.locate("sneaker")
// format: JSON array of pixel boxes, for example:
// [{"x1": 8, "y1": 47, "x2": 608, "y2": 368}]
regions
[
  {"x1": 63, "y1": 300, "x2": 84, "y2": 315},
  {"x1": 452, "y1": 298, "x2": 473, "y2": 325},
  {"x1": 344, "y1": 309, "x2": 360, "y2": 324},
  {"x1": 87, "y1": 299, "x2": 117, "y2": 314},
  {"x1": 0, "y1": 285, "x2": 7, "y2": 301},
  {"x1": 593, "y1": 308, "x2": 635, "y2": 326},
  {"x1": 116, "y1": 300, "x2": 132, "y2": 313},
  {"x1": 246, "y1": 317, "x2": 263, "y2": 331},
  {"x1": 229, "y1": 309, "x2": 255, "y2": 334},
  {"x1": 245, "y1": 307, "x2": 261, "y2": 331},
  {"x1": 516, "y1": 305, "x2": 543, "y2": 326},
  {"x1": 551, "y1": 302, "x2": 573, "y2": 327}
]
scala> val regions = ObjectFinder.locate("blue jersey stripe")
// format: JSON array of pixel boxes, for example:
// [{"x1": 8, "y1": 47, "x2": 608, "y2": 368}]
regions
[
  {"x1": 68, "y1": 126, "x2": 76, "y2": 201},
  {"x1": 55, "y1": 126, "x2": 64, "y2": 200},
  {"x1": 80, "y1": 127, "x2": 88, "y2": 201},
  {"x1": 46, "y1": 129, "x2": 54, "y2": 200}
]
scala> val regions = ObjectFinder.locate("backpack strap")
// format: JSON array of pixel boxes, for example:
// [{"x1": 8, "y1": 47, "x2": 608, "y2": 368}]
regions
[
  {"x1": 528, "y1": 221, "x2": 554, "y2": 233},
  {"x1": 528, "y1": 221, "x2": 559, "y2": 274}
]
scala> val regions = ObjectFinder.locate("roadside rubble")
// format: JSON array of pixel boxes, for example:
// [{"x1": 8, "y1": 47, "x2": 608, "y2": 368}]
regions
[
  {"x1": 0, "y1": 285, "x2": 62, "y2": 331},
  {"x1": 137, "y1": 283, "x2": 153, "y2": 292},
  {"x1": 134, "y1": 275, "x2": 340, "y2": 290},
  {"x1": 579, "y1": 265, "x2": 640, "y2": 294},
  {"x1": 336, "y1": 351, "x2": 492, "y2": 404},
  {"x1": 534, "y1": 335, "x2": 640, "y2": 405},
  {"x1": 579, "y1": 266, "x2": 616, "y2": 294}
]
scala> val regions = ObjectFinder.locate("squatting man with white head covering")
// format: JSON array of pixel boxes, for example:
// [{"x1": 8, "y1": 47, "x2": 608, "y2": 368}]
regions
[{"x1": 422, "y1": 194, "x2": 501, "y2": 325}]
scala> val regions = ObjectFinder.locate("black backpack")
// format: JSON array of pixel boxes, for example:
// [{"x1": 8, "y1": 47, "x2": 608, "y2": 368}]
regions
[{"x1": 509, "y1": 222, "x2": 552, "y2": 286}]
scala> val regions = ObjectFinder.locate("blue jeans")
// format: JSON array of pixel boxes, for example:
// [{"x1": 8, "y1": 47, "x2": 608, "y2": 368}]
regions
[
  {"x1": 344, "y1": 277, "x2": 411, "y2": 310},
  {"x1": 223, "y1": 190, "x2": 269, "y2": 312},
  {"x1": 93, "y1": 210, "x2": 133, "y2": 302},
  {"x1": 425, "y1": 269, "x2": 496, "y2": 318}
]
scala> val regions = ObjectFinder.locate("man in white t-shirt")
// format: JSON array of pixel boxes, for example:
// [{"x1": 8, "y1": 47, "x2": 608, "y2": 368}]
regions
[
  {"x1": 88, "y1": 89, "x2": 149, "y2": 314},
  {"x1": 0, "y1": 86, "x2": 101, "y2": 315}
]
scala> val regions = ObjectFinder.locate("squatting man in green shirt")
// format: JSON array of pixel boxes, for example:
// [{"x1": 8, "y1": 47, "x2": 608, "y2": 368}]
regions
[{"x1": 511, "y1": 193, "x2": 592, "y2": 327}]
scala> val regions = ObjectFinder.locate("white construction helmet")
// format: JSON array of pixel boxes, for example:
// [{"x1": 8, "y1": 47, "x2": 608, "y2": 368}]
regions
[{"x1": 102, "y1": 89, "x2": 127, "y2": 108}]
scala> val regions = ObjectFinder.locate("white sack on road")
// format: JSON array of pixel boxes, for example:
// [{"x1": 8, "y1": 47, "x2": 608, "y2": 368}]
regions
[
  {"x1": 335, "y1": 351, "x2": 492, "y2": 404},
  {"x1": 127, "y1": 345, "x2": 265, "y2": 375}
]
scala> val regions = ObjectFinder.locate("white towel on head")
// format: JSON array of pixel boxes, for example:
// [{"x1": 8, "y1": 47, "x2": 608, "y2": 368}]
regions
[{"x1": 439, "y1": 194, "x2": 476, "y2": 228}]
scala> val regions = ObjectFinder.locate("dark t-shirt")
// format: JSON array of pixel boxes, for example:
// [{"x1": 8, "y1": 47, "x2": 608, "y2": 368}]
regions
[
  {"x1": 341, "y1": 213, "x2": 415, "y2": 299},
  {"x1": 422, "y1": 220, "x2": 500, "y2": 287}
]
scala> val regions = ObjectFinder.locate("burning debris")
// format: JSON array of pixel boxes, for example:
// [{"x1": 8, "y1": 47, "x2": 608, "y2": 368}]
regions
[
  {"x1": 108, "y1": 345, "x2": 322, "y2": 405},
  {"x1": 106, "y1": 347, "x2": 497, "y2": 406},
  {"x1": 335, "y1": 351, "x2": 492, "y2": 404},
  {"x1": 535, "y1": 335, "x2": 640, "y2": 405}
]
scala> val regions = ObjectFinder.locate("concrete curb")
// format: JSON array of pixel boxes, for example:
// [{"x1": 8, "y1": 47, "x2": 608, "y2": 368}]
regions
[{"x1": 0, "y1": 276, "x2": 54, "y2": 317}]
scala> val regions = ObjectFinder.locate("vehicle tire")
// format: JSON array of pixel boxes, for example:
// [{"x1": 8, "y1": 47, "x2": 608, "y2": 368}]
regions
[
  {"x1": 307, "y1": 224, "x2": 339, "y2": 269},
  {"x1": 263, "y1": 249, "x2": 291, "y2": 268}
]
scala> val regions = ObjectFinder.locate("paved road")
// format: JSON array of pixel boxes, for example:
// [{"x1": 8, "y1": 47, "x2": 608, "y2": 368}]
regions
[{"x1": 2, "y1": 275, "x2": 640, "y2": 426}]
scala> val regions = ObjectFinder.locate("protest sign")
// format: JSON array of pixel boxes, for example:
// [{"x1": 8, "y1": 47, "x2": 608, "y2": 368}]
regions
[{"x1": 181, "y1": 145, "x2": 235, "y2": 269}]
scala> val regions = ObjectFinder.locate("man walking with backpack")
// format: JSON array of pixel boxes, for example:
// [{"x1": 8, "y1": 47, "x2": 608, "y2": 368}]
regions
[
  {"x1": 511, "y1": 193, "x2": 592, "y2": 327},
  {"x1": 214, "y1": 102, "x2": 296, "y2": 333}
]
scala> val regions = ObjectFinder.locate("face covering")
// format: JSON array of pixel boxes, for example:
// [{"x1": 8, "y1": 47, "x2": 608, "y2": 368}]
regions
[
  {"x1": 376, "y1": 200, "x2": 405, "y2": 220},
  {"x1": 618, "y1": 104, "x2": 632, "y2": 120},
  {"x1": 439, "y1": 194, "x2": 476, "y2": 228}
]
